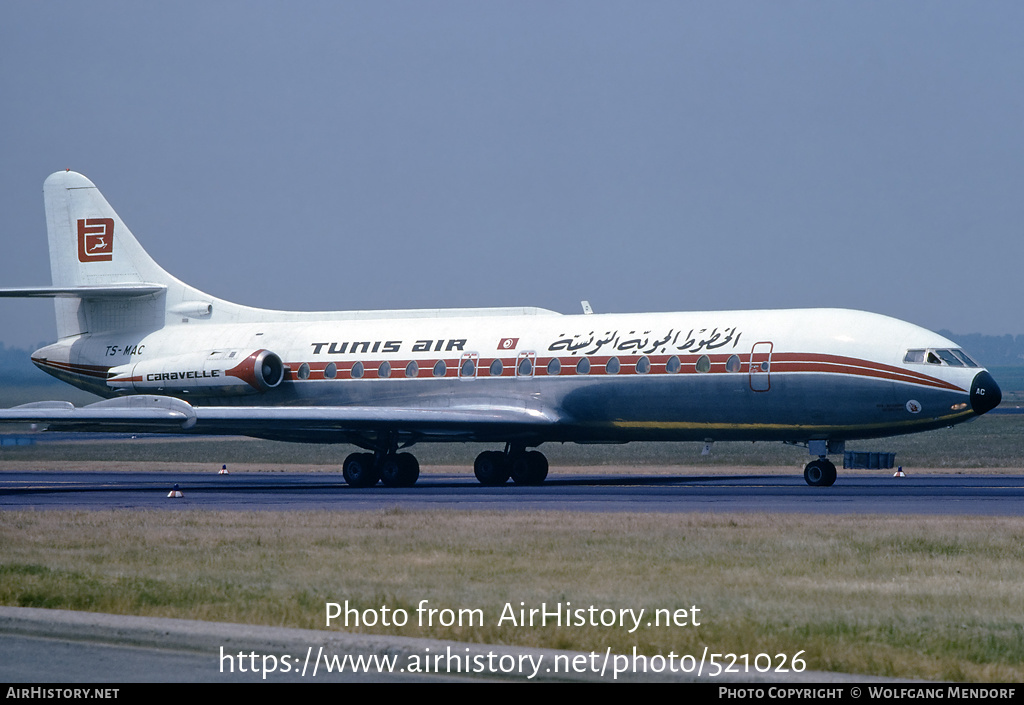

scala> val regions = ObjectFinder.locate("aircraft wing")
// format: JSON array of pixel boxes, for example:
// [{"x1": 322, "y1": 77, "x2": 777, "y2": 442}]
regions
[{"x1": 0, "y1": 395, "x2": 560, "y2": 443}]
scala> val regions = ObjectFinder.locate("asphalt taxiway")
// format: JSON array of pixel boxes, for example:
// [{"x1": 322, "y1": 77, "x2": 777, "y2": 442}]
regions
[{"x1": 2, "y1": 470, "x2": 1023, "y2": 514}]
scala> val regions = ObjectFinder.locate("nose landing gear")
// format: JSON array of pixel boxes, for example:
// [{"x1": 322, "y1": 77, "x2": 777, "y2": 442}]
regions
[{"x1": 804, "y1": 458, "x2": 837, "y2": 487}]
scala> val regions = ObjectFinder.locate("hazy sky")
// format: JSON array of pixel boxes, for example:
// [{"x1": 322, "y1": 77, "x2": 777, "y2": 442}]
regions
[{"x1": 2, "y1": 2, "x2": 1022, "y2": 349}]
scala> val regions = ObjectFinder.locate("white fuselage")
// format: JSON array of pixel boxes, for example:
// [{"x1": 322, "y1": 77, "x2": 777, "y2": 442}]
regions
[{"x1": 32, "y1": 306, "x2": 984, "y2": 445}]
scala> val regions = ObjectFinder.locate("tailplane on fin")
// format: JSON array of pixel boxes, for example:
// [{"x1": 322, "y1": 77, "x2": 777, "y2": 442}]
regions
[
  {"x1": 44, "y1": 170, "x2": 182, "y2": 338},
  {"x1": 0, "y1": 170, "x2": 238, "y2": 338},
  {"x1": 44, "y1": 170, "x2": 171, "y2": 290}
]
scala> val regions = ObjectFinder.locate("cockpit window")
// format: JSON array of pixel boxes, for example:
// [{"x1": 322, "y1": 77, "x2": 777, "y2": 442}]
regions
[
  {"x1": 904, "y1": 348, "x2": 980, "y2": 368},
  {"x1": 950, "y1": 349, "x2": 979, "y2": 367}
]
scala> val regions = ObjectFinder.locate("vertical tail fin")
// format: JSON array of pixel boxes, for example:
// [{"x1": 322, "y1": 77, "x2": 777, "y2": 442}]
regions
[
  {"x1": 43, "y1": 171, "x2": 203, "y2": 338},
  {"x1": 44, "y1": 170, "x2": 178, "y2": 288},
  {"x1": 0, "y1": 171, "x2": 276, "y2": 341}
]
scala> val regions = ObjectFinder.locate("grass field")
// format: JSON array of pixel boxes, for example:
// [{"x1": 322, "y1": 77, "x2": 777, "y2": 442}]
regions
[{"x1": 1, "y1": 510, "x2": 1022, "y2": 681}]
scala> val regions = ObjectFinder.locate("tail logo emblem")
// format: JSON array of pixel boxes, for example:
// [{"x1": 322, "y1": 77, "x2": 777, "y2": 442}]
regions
[{"x1": 77, "y1": 218, "x2": 114, "y2": 262}]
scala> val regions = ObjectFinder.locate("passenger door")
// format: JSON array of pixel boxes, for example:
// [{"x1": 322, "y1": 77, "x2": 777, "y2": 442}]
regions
[{"x1": 749, "y1": 342, "x2": 772, "y2": 392}]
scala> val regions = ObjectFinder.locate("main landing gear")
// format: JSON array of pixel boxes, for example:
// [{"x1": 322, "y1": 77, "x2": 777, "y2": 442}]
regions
[
  {"x1": 342, "y1": 451, "x2": 420, "y2": 488},
  {"x1": 803, "y1": 458, "x2": 837, "y2": 487},
  {"x1": 474, "y1": 447, "x2": 549, "y2": 486},
  {"x1": 341, "y1": 445, "x2": 550, "y2": 488}
]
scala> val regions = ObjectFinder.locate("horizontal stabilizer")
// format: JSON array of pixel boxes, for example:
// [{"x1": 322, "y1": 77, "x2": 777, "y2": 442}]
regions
[{"x1": 0, "y1": 284, "x2": 166, "y2": 299}]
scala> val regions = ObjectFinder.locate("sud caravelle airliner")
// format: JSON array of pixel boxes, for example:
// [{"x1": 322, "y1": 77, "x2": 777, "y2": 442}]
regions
[{"x1": 0, "y1": 171, "x2": 1003, "y2": 487}]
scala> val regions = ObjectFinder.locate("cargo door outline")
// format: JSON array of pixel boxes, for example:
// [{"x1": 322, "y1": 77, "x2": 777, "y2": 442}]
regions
[{"x1": 749, "y1": 342, "x2": 772, "y2": 392}]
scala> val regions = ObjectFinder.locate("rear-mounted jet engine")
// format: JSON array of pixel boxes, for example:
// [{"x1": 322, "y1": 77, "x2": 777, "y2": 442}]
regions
[{"x1": 107, "y1": 349, "x2": 284, "y2": 395}]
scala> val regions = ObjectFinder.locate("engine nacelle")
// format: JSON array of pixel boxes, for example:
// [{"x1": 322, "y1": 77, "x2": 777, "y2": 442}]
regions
[{"x1": 107, "y1": 349, "x2": 284, "y2": 396}]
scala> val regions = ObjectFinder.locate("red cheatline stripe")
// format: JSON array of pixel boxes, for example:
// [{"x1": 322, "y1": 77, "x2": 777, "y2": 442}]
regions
[
  {"x1": 33, "y1": 350, "x2": 963, "y2": 392},
  {"x1": 32, "y1": 358, "x2": 113, "y2": 379},
  {"x1": 771, "y1": 352, "x2": 962, "y2": 391},
  {"x1": 279, "y1": 352, "x2": 965, "y2": 391}
]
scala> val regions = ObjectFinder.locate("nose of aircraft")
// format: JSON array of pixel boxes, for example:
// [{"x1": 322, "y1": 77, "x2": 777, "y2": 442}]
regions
[{"x1": 970, "y1": 370, "x2": 1002, "y2": 415}]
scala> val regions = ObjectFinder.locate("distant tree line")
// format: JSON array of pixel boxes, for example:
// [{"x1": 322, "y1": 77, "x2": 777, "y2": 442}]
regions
[
  {"x1": 0, "y1": 343, "x2": 56, "y2": 384},
  {"x1": 937, "y1": 331, "x2": 1024, "y2": 367}
]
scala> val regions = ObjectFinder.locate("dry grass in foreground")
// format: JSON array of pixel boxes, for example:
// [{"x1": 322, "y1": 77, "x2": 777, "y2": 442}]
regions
[{"x1": 2, "y1": 510, "x2": 1022, "y2": 681}]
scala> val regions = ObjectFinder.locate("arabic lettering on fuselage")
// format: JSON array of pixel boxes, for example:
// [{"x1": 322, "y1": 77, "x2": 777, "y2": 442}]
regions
[{"x1": 547, "y1": 327, "x2": 742, "y2": 356}]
